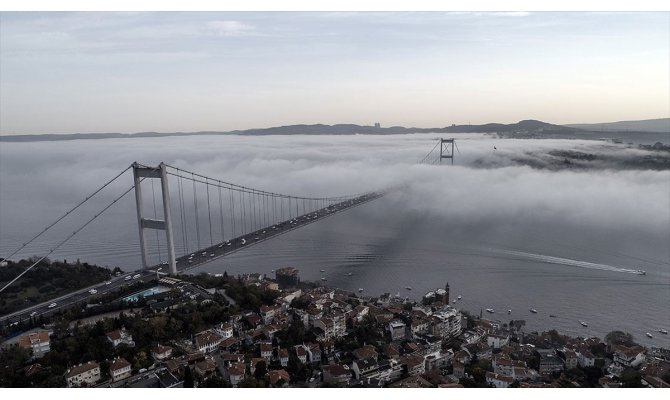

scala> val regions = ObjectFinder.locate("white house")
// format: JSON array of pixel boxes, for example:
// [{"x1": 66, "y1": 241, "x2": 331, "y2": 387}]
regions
[
  {"x1": 65, "y1": 361, "x2": 101, "y2": 387},
  {"x1": 109, "y1": 357, "x2": 132, "y2": 382}
]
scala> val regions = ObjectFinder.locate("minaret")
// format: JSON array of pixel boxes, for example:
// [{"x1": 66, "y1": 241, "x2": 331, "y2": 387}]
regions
[{"x1": 445, "y1": 282, "x2": 450, "y2": 304}]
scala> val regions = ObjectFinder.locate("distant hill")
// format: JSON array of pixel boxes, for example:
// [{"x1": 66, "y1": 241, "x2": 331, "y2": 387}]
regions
[
  {"x1": 565, "y1": 118, "x2": 670, "y2": 133},
  {"x1": 0, "y1": 120, "x2": 581, "y2": 142}
]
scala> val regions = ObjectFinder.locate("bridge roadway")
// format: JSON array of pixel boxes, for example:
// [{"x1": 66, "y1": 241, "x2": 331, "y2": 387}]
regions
[{"x1": 0, "y1": 192, "x2": 383, "y2": 326}]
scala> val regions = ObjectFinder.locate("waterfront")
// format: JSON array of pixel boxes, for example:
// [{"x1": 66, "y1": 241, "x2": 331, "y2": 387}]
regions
[{"x1": 1, "y1": 134, "x2": 668, "y2": 349}]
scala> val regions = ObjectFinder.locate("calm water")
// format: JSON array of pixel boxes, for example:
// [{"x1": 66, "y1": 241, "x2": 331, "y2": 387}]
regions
[{"x1": 1, "y1": 134, "x2": 668, "y2": 347}]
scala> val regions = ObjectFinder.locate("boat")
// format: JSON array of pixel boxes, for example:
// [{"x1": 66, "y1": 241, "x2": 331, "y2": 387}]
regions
[
  {"x1": 530, "y1": 309, "x2": 538, "y2": 314},
  {"x1": 358, "y1": 288, "x2": 364, "y2": 292},
  {"x1": 549, "y1": 314, "x2": 557, "y2": 318},
  {"x1": 646, "y1": 332, "x2": 653, "y2": 338},
  {"x1": 457, "y1": 295, "x2": 462, "y2": 300},
  {"x1": 320, "y1": 269, "x2": 325, "y2": 272},
  {"x1": 580, "y1": 321, "x2": 588, "y2": 327},
  {"x1": 452, "y1": 299, "x2": 457, "y2": 303},
  {"x1": 321, "y1": 277, "x2": 326, "y2": 281},
  {"x1": 508, "y1": 309, "x2": 512, "y2": 314},
  {"x1": 659, "y1": 329, "x2": 668, "y2": 335},
  {"x1": 486, "y1": 308, "x2": 495, "y2": 313},
  {"x1": 635, "y1": 270, "x2": 646, "y2": 275},
  {"x1": 405, "y1": 286, "x2": 412, "y2": 290},
  {"x1": 347, "y1": 272, "x2": 353, "y2": 276}
]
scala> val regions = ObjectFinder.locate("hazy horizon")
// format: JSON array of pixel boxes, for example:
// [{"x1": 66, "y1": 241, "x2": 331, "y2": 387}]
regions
[{"x1": 1, "y1": 12, "x2": 669, "y2": 135}]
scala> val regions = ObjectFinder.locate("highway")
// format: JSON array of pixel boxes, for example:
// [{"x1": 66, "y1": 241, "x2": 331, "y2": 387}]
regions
[{"x1": 0, "y1": 192, "x2": 383, "y2": 327}]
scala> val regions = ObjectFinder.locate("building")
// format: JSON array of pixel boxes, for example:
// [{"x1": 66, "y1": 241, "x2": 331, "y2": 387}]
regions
[
  {"x1": 17, "y1": 330, "x2": 50, "y2": 359},
  {"x1": 305, "y1": 343, "x2": 321, "y2": 364},
  {"x1": 537, "y1": 349, "x2": 564, "y2": 374},
  {"x1": 400, "y1": 354, "x2": 425, "y2": 376},
  {"x1": 109, "y1": 357, "x2": 132, "y2": 382},
  {"x1": 213, "y1": 322, "x2": 234, "y2": 339},
  {"x1": 106, "y1": 327, "x2": 134, "y2": 348},
  {"x1": 389, "y1": 320, "x2": 406, "y2": 341},
  {"x1": 268, "y1": 369, "x2": 290, "y2": 387},
  {"x1": 613, "y1": 345, "x2": 646, "y2": 367},
  {"x1": 65, "y1": 361, "x2": 101, "y2": 387},
  {"x1": 295, "y1": 345, "x2": 307, "y2": 364},
  {"x1": 279, "y1": 348, "x2": 289, "y2": 367},
  {"x1": 150, "y1": 344, "x2": 173, "y2": 361},
  {"x1": 486, "y1": 371, "x2": 514, "y2": 388},
  {"x1": 322, "y1": 364, "x2": 351, "y2": 385},
  {"x1": 227, "y1": 362, "x2": 246, "y2": 386},
  {"x1": 352, "y1": 358, "x2": 379, "y2": 380},
  {"x1": 275, "y1": 267, "x2": 300, "y2": 289},
  {"x1": 487, "y1": 334, "x2": 510, "y2": 349},
  {"x1": 195, "y1": 358, "x2": 217, "y2": 377},
  {"x1": 195, "y1": 331, "x2": 223, "y2": 353},
  {"x1": 260, "y1": 342, "x2": 273, "y2": 360}
]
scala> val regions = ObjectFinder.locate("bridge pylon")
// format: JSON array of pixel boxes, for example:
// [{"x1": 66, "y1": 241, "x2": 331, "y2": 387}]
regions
[
  {"x1": 440, "y1": 138, "x2": 455, "y2": 165},
  {"x1": 132, "y1": 162, "x2": 177, "y2": 275}
]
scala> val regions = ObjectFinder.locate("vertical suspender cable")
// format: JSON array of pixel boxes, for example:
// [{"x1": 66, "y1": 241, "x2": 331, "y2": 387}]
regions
[
  {"x1": 218, "y1": 185, "x2": 224, "y2": 243},
  {"x1": 192, "y1": 173, "x2": 201, "y2": 250},
  {"x1": 229, "y1": 186, "x2": 236, "y2": 238},
  {"x1": 151, "y1": 179, "x2": 162, "y2": 263},
  {"x1": 206, "y1": 178, "x2": 213, "y2": 246},
  {"x1": 177, "y1": 173, "x2": 188, "y2": 255}
]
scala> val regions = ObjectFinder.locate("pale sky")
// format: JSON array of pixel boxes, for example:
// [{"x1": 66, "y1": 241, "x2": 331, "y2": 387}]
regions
[{"x1": 0, "y1": 11, "x2": 668, "y2": 135}]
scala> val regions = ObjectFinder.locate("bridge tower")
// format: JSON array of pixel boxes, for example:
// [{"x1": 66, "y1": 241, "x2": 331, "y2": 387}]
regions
[
  {"x1": 440, "y1": 138, "x2": 455, "y2": 165},
  {"x1": 132, "y1": 162, "x2": 177, "y2": 275}
]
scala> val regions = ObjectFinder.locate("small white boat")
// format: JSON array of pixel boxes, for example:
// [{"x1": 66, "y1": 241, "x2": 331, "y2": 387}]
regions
[
  {"x1": 358, "y1": 288, "x2": 364, "y2": 292},
  {"x1": 347, "y1": 272, "x2": 353, "y2": 276},
  {"x1": 646, "y1": 332, "x2": 653, "y2": 338},
  {"x1": 452, "y1": 299, "x2": 457, "y2": 303},
  {"x1": 508, "y1": 309, "x2": 512, "y2": 314},
  {"x1": 405, "y1": 286, "x2": 412, "y2": 291},
  {"x1": 457, "y1": 295, "x2": 462, "y2": 300},
  {"x1": 659, "y1": 329, "x2": 668, "y2": 335},
  {"x1": 636, "y1": 269, "x2": 646, "y2": 275},
  {"x1": 320, "y1": 269, "x2": 325, "y2": 272},
  {"x1": 321, "y1": 277, "x2": 326, "y2": 281},
  {"x1": 486, "y1": 308, "x2": 494, "y2": 313},
  {"x1": 530, "y1": 309, "x2": 538, "y2": 314},
  {"x1": 580, "y1": 321, "x2": 588, "y2": 327}
]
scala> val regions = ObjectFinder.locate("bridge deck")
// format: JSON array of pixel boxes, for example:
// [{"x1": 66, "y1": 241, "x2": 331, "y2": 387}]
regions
[{"x1": 165, "y1": 192, "x2": 384, "y2": 273}]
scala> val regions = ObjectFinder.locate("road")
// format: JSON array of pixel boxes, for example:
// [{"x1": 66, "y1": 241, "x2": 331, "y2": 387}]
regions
[{"x1": 1, "y1": 192, "x2": 383, "y2": 326}]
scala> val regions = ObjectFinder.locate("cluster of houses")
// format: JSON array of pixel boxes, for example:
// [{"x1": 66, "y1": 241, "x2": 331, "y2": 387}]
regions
[{"x1": 8, "y1": 269, "x2": 670, "y2": 388}]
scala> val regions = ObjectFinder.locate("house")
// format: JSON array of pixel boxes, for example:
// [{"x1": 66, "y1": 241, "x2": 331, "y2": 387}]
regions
[
  {"x1": 400, "y1": 354, "x2": 425, "y2": 376},
  {"x1": 268, "y1": 369, "x2": 290, "y2": 387},
  {"x1": 227, "y1": 362, "x2": 246, "y2": 386},
  {"x1": 537, "y1": 349, "x2": 564, "y2": 374},
  {"x1": 260, "y1": 342, "x2": 273, "y2": 360},
  {"x1": 487, "y1": 334, "x2": 510, "y2": 349},
  {"x1": 376, "y1": 359, "x2": 404, "y2": 383},
  {"x1": 389, "y1": 320, "x2": 406, "y2": 341},
  {"x1": 260, "y1": 305, "x2": 281, "y2": 325},
  {"x1": 194, "y1": 331, "x2": 223, "y2": 353},
  {"x1": 305, "y1": 343, "x2": 321, "y2": 364},
  {"x1": 352, "y1": 358, "x2": 379, "y2": 380},
  {"x1": 279, "y1": 348, "x2": 289, "y2": 367},
  {"x1": 220, "y1": 353, "x2": 244, "y2": 367},
  {"x1": 322, "y1": 364, "x2": 351, "y2": 385},
  {"x1": 320, "y1": 339, "x2": 335, "y2": 356},
  {"x1": 562, "y1": 349, "x2": 579, "y2": 369},
  {"x1": 65, "y1": 361, "x2": 101, "y2": 387},
  {"x1": 492, "y1": 356, "x2": 515, "y2": 376},
  {"x1": 213, "y1": 322, "x2": 234, "y2": 339},
  {"x1": 613, "y1": 345, "x2": 646, "y2": 367},
  {"x1": 106, "y1": 327, "x2": 134, "y2": 348},
  {"x1": 453, "y1": 350, "x2": 471, "y2": 365},
  {"x1": 109, "y1": 357, "x2": 132, "y2": 382},
  {"x1": 353, "y1": 345, "x2": 378, "y2": 361},
  {"x1": 486, "y1": 371, "x2": 514, "y2": 388},
  {"x1": 577, "y1": 348, "x2": 596, "y2": 367},
  {"x1": 150, "y1": 344, "x2": 173, "y2": 361},
  {"x1": 295, "y1": 346, "x2": 307, "y2": 364},
  {"x1": 195, "y1": 358, "x2": 217, "y2": 376},
  {"x1": 17, "y1": 330, "x2": 50, "y2": 358},
  {"x1": 424, "y1": 351, "x2": 452, "y2": 371}
]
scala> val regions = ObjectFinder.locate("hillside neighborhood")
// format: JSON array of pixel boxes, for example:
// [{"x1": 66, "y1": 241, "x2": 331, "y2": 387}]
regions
[{"x1": 1, "y1": 267, "x2": 669, "y2": 388}]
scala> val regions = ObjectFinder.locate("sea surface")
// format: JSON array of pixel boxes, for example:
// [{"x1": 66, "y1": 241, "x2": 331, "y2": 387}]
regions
[{"x1": 1, "y1": 133, "x2": 668, "y2": 347}]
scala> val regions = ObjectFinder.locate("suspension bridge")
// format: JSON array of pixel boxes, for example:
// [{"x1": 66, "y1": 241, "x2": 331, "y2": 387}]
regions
[{"x1": 0, "y1": 138, "x2": 455, "y2": 323}]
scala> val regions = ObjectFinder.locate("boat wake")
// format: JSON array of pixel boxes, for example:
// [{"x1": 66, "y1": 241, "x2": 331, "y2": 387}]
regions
[{"x1": 493, "y1": 249, "x2": 645, "y2": 275}]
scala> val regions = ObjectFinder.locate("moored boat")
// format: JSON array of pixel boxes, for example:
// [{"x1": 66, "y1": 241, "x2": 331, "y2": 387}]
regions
[
  {"x1": 659, "y1": 329, "x2": 668, "y2": 335},
  {"x1": 530, "y1": 308, "x2": 538, "y2": 314},
  {"x1": 486, "y1": 308, "x2": 495, "y2": 313},
  {"x1": 580, "y1": 321, "x2": 588, "y2": 327},
  {"x1": 646, "y1": 332, "x2": 653, "y2": 338}
]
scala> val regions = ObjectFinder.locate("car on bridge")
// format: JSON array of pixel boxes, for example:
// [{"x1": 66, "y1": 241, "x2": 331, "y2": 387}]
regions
[{"x1": 48, "y1": 303, "x2": 57, "y2": 308}]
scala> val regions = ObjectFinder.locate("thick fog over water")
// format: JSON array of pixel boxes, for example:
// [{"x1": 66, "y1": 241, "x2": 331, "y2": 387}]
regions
[{"x1": 1, "y1": 133, "x2": 669, "y2": 345}]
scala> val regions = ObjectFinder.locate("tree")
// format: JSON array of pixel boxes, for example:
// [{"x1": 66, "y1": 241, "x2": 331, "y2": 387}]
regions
[
  {"x1": 183, "y1": 367, "x2": 194, "y2": 388},
  {"x1": 605, "y1": 331, "x2": 635, "y2": 347},
  {"x1": 254, "y1": 361, "x2": 268, "y2": 380}
]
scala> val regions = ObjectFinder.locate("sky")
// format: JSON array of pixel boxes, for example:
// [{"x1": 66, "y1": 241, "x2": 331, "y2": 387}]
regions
[{"x1": 0, "y1": 11, "x2": 669, "y2": 135}]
